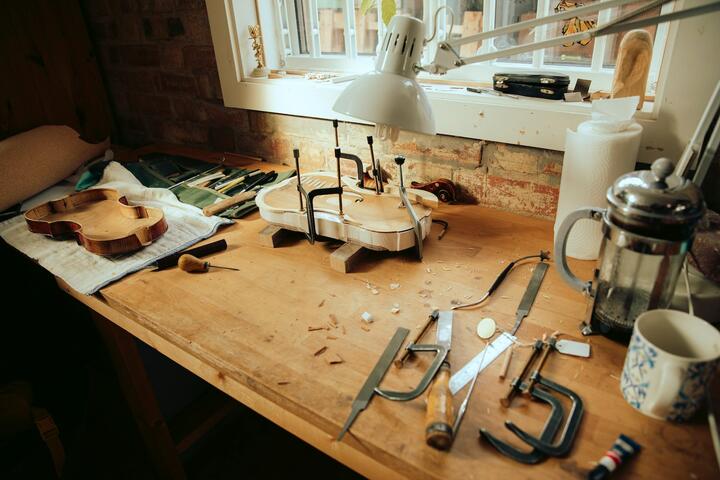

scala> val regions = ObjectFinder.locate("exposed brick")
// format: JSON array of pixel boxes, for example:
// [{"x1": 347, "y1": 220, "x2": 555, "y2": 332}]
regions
[
  {"x1": 167, "y1": 17, "x2": 185, "y2": 37},
  {"x1": 127, "y1": 93, "x2": 172, "y2": 115},
  {"x1": 208, "y1": 126, "x2": 235, "y2": 151},
  {"x1": 205, "y1": 103, "x2": 249, "y2": 131},
  {"x1": 196, "y1": 72, "x2": 222, "y2": 100},
  {"x1": 175, "y1": 0, "x2": 205, "y2": 10},
  {"x1": 156, "y1": 73, "x2": 197, "y2": 95},
  {"x1": 172, "y1": 98, "x2": 208, "y2": 122},
  {"x1": 483, "y1": 143, "x2": 539, "y2": 176},
  {"x1": 452, "y1": 167, "x2": 486, "y2": 204},
  {"x1": 158, "y1": 45, "x2": 184, "y2": 68},
  {"x1": 181, "y1": 12, "x2": 213, "y2": 42},
  {"x1": 387, "y1": 131, "x2": 482, "y2": 170},
  {"x1": 89, "y1": 20, "x2": 117, "y2": 40},
  {"x1": 112, "y1": 45, "x2": 160, "y2": 66},
  {"x1": 485, "y1": 176, "x2": 558, "y2": 219},
  {"x1": 115, "y1": 15, "x2": 144, "y2": 42},
  {"x1": 183, "y1": 45, "x2": 216, "y2": 69},
  {"x1": 143, "y1": 17, "x2": 167, "y2": 39},
  {"x1": 154, "y1": 121, "x2": 209, "y2": 145},
  {"x1": 117, "y1": 70, "x2": 156, "y2": 93}
]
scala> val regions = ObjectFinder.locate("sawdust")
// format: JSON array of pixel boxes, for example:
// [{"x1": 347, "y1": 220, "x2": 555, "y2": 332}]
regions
[
  {"x1": 326, "y1": 335, "x2": 338, "y2": 340},
  {"x1": 389, "y1": 283, "x2": 400, "y2": 290},
  {"x1": 277, "y1": 381, "x2": 290, "y2": 386},
  {"x1": 361, "y1": 325, "x2": 371, "y2": 332},
  {"x1": 308, "y1": 325, "x2": 327, "y2": 331},
  {"x1": 329, "y1": 314, "x2": 338, "y2": 326},
  {"x1": 327, "y1": 353, "x2": 344, "y2": 365},
  {"x1": 314, "y1": 346, "x2": 327, "y2": 356},
  {"x1": 318, "y1": 299, "x2": 325, "y2": 307}
]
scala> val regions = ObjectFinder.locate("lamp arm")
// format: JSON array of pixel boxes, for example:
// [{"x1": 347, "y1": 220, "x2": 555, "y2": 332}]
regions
[{"x1": 425, "y1": 0, "x2": 720, "y2": 75}]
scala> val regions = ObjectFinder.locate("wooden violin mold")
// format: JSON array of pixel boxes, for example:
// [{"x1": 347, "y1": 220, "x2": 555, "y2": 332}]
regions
[
  {"x1": 256, "y1": 172, "x2": 437, "y2": 252},
  {"x1": 24, "y1": 188, "x2": 168, "y2": 256}
]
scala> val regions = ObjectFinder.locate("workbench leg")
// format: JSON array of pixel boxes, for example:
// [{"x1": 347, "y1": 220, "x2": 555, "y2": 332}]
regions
[
  {"x1": 91, "y1": 312, "x2": 186, "y2": 480},
  {"x1": 258, "y1": 225, "x2": 287, "y2": 248},
  {"x1": 329, "y1": 243, "x2": 365, "y2": 273}
]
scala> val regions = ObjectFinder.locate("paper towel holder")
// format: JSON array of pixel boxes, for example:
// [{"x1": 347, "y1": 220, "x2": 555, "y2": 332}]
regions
[{"x1": 554, "y1": 158, "x2": 705, "y2": 341}]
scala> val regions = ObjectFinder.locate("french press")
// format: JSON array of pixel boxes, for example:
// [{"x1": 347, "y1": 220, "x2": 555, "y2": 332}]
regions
[{"x1": 554, "y1": 158, "x2": 705, "y2": 340}]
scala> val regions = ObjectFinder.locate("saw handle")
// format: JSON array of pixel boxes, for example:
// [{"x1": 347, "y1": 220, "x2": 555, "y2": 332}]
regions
[
  {"x1": 425, "y1": 361, "x2": 454, "y2": 450},
  {"x1": 202, "y1": 190, "x2": 257, "y2": 217}
]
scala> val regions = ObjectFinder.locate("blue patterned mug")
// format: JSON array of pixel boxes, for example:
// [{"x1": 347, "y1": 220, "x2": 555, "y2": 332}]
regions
[{"x1": 621, "y1": 309, "x2": 720, "y2": 421}]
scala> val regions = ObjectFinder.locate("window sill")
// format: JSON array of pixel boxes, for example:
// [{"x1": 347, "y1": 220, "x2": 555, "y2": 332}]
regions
[{"x1": 221, "y1": 76, "x2": 655, "y2": 151}]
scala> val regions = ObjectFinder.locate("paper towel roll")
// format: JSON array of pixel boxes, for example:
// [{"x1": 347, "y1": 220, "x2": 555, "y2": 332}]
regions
[{"x1": 554, "y1": 121, "x2": 642, "y2": 260}]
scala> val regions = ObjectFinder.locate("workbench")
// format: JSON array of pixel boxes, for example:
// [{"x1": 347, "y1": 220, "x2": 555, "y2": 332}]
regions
[{"x1": 55, "y1": 161, "x2": 718, "y2": 480}]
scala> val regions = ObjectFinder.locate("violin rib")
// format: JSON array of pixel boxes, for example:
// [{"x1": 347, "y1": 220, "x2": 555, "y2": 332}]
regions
[{"x1": 24, "y1": 188, "x2": 167, "y2": 256}]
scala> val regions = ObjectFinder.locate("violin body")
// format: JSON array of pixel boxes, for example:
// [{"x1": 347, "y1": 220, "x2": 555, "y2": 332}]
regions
[
  {"x1": 24, "y1": 188, "x2": 167, "y2": 256},
  {"x1": 256, "y1": 172, "x2": 437, "y2": 252}
]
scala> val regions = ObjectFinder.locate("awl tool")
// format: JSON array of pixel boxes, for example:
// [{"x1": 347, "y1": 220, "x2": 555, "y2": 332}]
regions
[
  {"x1": 511, "y1": 261, "x2": 549, "y2": 335},
  {"x1": 424, "y1": 311, "x2": 453, "y2": 450}
]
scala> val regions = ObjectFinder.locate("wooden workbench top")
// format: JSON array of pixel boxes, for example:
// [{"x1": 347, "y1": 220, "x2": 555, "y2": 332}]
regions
[{"x1": 60, "y1": 201, "x2": 718, "y2": 479}]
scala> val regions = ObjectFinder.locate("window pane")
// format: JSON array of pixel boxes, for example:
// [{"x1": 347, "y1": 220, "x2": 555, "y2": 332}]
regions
[
  {"x1": 396, "y1": 0, "x2": 423, "y2": 19},
  {"x1": 293, "y1": 0, "x2": 310, "y2": 55},
  {"x1": 318, "y1": 0, "x2": 346, "y2": 54},
  {"x1": 446, "y1": 0, "x2": 483, "y2": 57},
  {"x1": 494, "y1": 0, "x2": 537, "y2": 64},
  {"x1": 355, "y1": 0, "x2": 378, "y2": 55},
  {"x1": 603, "y1": 2, "x2": 661, "y2": 68},
  {"x1": 544, "y1": 0, "x2": 598, "y2": 67}
]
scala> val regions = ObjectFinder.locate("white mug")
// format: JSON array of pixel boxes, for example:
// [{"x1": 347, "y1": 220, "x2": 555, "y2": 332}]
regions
[{"x1": 620, "y1": 309, "x2": 720, "y2": 421}]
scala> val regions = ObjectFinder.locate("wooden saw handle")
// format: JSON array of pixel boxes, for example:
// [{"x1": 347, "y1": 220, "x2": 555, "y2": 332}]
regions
[
  {"x1": 202, "y1": 190, "x2": 257, "y2": 217},
  {"x1": 425, "y1": 361, "x2": 454, "y2": 450}
]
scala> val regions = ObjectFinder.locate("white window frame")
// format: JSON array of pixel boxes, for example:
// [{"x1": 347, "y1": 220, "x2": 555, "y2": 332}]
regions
[{"x1": 207, "y1": 0, "x2": 720, "y2": 164}]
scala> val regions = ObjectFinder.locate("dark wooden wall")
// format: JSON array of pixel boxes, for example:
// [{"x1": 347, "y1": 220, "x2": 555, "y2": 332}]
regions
[{"x1": 0, "y1": 0, "x2": 112, "y2": 142}]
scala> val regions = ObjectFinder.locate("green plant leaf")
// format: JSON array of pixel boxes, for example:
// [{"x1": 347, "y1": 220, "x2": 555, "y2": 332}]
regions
[
  {"x1": 360, "y1": 0, "x2": 375, "y2": 16},
  {"x1": 381, "y1": 0, "x2": 397, "y2": 26}
]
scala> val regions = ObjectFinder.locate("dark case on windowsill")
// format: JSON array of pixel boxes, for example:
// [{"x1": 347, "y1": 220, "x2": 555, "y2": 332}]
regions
[{"x1": 493, "y1": 72, "x2": 570, "y2": 100}]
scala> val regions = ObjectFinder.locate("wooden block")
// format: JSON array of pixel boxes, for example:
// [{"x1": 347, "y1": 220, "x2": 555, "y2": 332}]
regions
[
  {"x1": 257, "y1": 224, "x2": 286, "y2": 248},
  {"x1": 329, "y1": 242, "x2": 364, "y2": 273}
]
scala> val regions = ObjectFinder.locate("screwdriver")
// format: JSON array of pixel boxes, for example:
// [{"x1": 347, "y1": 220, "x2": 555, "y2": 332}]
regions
[{"x1": 178, "y1": 254, "x2": 238, "y2": 273}]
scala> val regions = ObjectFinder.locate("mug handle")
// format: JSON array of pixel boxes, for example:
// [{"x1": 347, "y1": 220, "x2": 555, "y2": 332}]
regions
[
  {"x1": 553, "y1": 207, "x2": 604, "y2": 294},
  {"x1": 647, "y1": 364, "x2": 686, "y2": 419}
]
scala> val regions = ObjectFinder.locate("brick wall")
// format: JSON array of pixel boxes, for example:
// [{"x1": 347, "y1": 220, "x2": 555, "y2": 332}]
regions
[{"x1": 81, "y1": 0, "x2": 563, "y2": 219}]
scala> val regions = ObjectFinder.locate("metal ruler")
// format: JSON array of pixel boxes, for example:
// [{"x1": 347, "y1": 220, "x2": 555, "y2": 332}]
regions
[{"x1": 449, "y1": 332, "x2": 516, "y2": 395}]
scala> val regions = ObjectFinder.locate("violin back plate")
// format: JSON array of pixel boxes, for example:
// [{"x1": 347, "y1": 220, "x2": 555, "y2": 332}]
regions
[
  {"x1": 24, "y1": 188, "x2": 168, "y2": 256},
  {"x1": 256, "y1": 172, "x2": 434, "y2": 252}
]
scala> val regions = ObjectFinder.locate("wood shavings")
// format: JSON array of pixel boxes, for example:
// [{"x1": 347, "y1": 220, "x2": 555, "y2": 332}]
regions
[
  {"x1": 328, "y1": 314, "x2": 338, "y2": 327},
  {"x1": 418, "y1": 289, "x2": 432, "y2": 299},
  {"x1": 308, "y1": 325, "x2": 326, "y2": 331},
  {"x1": 371, "y1": 288, "x2": 379, "y2": 295},
  {"x1": 277, "y1": 381, "x2": 290, "y2": 386},
  {"x1": 361, "y1": 325, "x2": 371, "y2": 332},
  {"x1": 361, "y1": 311, "x2": 374, "y2": 323},
  {"x1": 426, "y1": 267, "x2": 433, "y2": 273},
  {"x1": 450, "y1": 299, "x2": 461, "y2": 305},
  {"x1": 314, "y1": 346, "x2": 327, "y2": 356},
  {"x1": 341, "y1": 325, "x2": 347, "y2": 335},
  {"x1": 318, "y1": 299, "x2": 325, "y2": 307},
  {"x1": 609, "y1": 374, "x2": 620, "y2": 381},
  {"x1": 442, "y1": 266, "x2": 452, "y2": 271},
  {"x1": 327, "y1": 353, "x2": 344, "y2": 365},
  {"x1": 425, "y1": 280, "x2": 432, "y2": 286},
  {"x1": 390, "y1": 303, "x2": 400, "y2": 314},
  {"x1": 464, "y1": 294, "x2": 473, "y2": 300},
  {"x1": 389, "y1": 283, "x2": 400, "y2": 290},
  {"x1": 500, "y1": 295, "x2": 510, "y2": 299},
  {"x1": 445, "y1": 286, "x2": 453, "y2": 291},
  {"x1": 326, "y1": 335, "x2": 338, "y2": 340}
]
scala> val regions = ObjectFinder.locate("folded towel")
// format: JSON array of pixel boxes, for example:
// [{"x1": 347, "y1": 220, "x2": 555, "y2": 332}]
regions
[{"x1": 0, "y1": 161, "x2": 232, "y2": 294}]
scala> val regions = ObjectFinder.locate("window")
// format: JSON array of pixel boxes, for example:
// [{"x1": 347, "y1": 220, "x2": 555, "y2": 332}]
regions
[{"x1": 267, "y1": 0, "x2": 672, "y2": 93}]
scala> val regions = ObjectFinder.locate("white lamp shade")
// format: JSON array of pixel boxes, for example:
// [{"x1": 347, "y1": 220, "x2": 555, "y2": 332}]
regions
[{"x1": 333, "y1": 71, "x2": 435, "y2": 135}]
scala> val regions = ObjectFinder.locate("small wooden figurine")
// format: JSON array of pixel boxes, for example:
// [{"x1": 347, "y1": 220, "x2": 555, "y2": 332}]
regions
[
  {"x1": 248, "y1": 24, "x2": 269, "y2": 78},
  {"x1": 611, "y1": 29, "x2": 653, "y2": 110}
]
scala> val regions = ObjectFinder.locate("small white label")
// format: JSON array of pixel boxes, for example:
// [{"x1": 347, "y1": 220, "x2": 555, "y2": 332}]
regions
[{"x1": 556, "y1": 339, "x2": 591, "y2": 357}]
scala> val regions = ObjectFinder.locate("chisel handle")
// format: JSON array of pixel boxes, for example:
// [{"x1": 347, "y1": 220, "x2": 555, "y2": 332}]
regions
[
  {"x1": 425, "y1": 361, "x2": 454, "y2": 450},
  {"x1": 202, "y1": 190, "x2": 257, "y2": 217}
]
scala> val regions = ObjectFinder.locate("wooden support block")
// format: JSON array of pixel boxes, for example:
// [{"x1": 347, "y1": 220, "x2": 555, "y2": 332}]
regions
[
  {"x1": 258, "y1": 224, "x2": 287, "y2": 248},
  {"x1": 329, "y1": 242, "x2": 365, "y2": 273}
]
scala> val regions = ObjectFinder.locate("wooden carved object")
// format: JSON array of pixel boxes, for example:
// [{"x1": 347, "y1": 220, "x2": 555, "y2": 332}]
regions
[
  {"x1": 248, "y1": 24, "x2": 269, "y2": 78},
  {"x1": 611, "y1": 29, "x2": 653, "y2": 110},
  {"x1": 256, "y1": 172, "x2": 437, "y2": 252},
  {"x1": 24, "y1": 188, "x2": 168, "y2": 256}
]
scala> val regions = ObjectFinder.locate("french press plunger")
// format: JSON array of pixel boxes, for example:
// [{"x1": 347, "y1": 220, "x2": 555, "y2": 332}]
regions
[{"x1": 554, "y1": 158, "x2": 705, "y2": 340}]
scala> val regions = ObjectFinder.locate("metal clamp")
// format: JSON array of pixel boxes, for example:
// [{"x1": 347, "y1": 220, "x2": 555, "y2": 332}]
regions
[{"x1": 375, "y1": 343, "x2": 448, "y2": 401}]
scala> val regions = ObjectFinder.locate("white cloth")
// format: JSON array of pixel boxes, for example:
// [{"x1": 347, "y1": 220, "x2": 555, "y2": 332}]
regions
[{"x1": 0, "y1": 161, "x2": 232, "y2": 294}]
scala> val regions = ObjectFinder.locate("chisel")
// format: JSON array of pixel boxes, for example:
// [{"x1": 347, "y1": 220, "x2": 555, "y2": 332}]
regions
[{"x1": 425, "y1": 311, "x2": 454, "y2": 450}]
